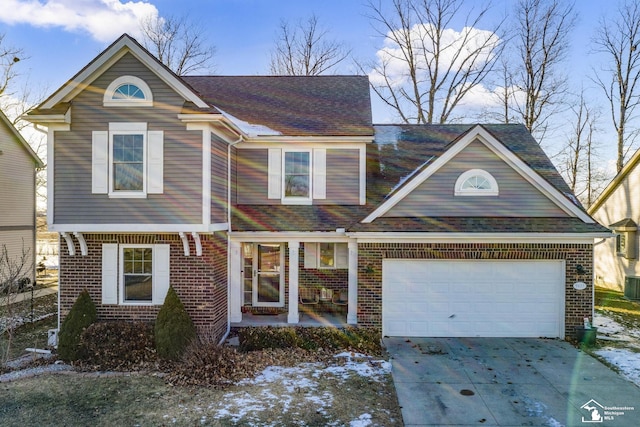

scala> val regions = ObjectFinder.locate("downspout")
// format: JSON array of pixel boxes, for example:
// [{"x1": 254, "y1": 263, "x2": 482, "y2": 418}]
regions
[{"x1": 220, "y1": 135, "x2": 244, "y2": 345}]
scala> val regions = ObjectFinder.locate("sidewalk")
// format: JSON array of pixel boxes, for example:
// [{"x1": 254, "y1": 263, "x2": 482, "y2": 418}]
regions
[{"x1": 0, "y1": 285, "x2": 58, "y2": 306}]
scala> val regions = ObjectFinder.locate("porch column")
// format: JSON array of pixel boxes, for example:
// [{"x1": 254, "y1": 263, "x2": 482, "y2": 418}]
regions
[
  {"x1": 229, "y1": 240, "x2": 243, "y2": 323},
  {"x1": 288, "y1": 241, "x2": 300, "y2": 324},
  {"x1": 347, "y1": 240, "x2": 358, "y2": 324}
]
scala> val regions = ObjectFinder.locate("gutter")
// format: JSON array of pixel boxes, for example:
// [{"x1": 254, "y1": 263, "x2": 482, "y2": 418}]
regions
[{"x1": 220, "y1": 135, "x2": 244, "y2": 346}]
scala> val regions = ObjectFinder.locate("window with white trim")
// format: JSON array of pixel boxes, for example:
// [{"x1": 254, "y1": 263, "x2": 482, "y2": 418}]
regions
[
  {"x1": 92, "y1": 123, "x2": 164, "y2": 198},
  {"x1": 267, "y1": 148, "x2": 326, "y2": 204},
  {"x1": 304, "y1": 242, "x2": 348, "y2": 269},
  {"x1": 101, "y1": 243, "x2": 170, "y2": 306},
  {"x1": 103, "y1": 76, "x2": 153, "y2": 107},
  {"x1": 454, "y1": 169, "x2": 499, "y2": 196},
  {"x1": 284, "y1": 151, "x2": 310, "y2": 199},
  {"x1": 122, "y1": 246, "x2": 153, "y2": 302}
]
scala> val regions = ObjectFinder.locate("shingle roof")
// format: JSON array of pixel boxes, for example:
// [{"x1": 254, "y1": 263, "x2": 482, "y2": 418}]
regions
[
  {"x1": 231, "y1": 124, "x2": 607, "y2": 235},
  {"x1": 368, "y1": 124, "x2": 574, "y2": 205},
  {"x1": 182, "y1": 75, "x2": 373, "y2": 137},
  {"x1": 232, "y1": 205, "x2": 369, "y2": 232},
  {"x1": 348, "y1": 216, "x2": 610, "y2": 233}
]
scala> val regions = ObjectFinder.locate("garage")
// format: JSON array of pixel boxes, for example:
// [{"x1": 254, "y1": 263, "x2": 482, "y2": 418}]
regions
[{"x1": 382, "y1": 259, "x2": 565, "y2": 338}]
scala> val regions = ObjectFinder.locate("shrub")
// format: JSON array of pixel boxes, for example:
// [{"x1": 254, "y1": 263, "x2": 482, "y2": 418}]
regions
[
  {"x1": 79, "y1": 321, "x2": 156, "y2": 370},
  {"x1": 167, "y1": 334, "x2": 245, "y2": 387},
  {"x1": 154, "y1": 286, "x2": 196, "y2": 360},
  {"x1": 57, "y1": 290, "x2": 97, "y2": 361},
  {"x1": 238, "y1": 326, "x2": 382, "y2": 354}
]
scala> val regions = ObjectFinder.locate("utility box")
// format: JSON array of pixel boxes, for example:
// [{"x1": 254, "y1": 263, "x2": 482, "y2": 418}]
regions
[{"x1": 624, "y1": 277, "x2": 640, "y2": 301}]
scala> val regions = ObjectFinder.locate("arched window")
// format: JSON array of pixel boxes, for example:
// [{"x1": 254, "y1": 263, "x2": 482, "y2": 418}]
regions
[
  {"x1": 104, "y1": 76, "x2": 153, "y2": 107},
  {"x1": 455, "y1": 169, "x2": 499, "y2": 196}
]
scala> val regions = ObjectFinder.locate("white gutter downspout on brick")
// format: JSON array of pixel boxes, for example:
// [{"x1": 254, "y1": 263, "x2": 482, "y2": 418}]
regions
[{"x1": 220, "y1": 135, "x2": 244, "y2": 346}]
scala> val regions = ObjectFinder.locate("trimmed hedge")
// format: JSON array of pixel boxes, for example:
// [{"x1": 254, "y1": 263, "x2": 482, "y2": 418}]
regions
[
  {"x1": 238, "y1": 326, "x2": 382, "y2": 354},
  {"x1": 57, "y1": 290, "x2": 97, "y2": 361}
]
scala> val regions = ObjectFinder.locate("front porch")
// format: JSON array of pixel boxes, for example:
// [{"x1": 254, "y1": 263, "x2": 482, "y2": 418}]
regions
[{"x1": 229, "y1": 239, "x2": 358, "y2": 326}]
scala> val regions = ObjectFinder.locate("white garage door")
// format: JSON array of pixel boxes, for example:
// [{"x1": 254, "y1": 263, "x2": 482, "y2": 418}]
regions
[{"x1": 382, "y1": 260, "x2": 564, "y2": 338}]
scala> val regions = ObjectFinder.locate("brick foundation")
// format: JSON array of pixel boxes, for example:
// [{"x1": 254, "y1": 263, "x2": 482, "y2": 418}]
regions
[
  {"x1": 357, "y1": 242, "x2": 593, "y2": 339},
  {"x1": 59, "y1": 232, "x2": 228, "y2": 342}
]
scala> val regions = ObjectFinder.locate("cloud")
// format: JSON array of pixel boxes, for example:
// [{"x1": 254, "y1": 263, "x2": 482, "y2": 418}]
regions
[{"x1": 0, "y1": 0, "x2": 159, "y2": 42}]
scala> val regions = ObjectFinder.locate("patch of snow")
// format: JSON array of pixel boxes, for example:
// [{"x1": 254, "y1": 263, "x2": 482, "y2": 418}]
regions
[
  {"x1": 374, "y1": 126, "x2": 403, "y2": 150},
  {"x1": 594, "y1": 347, "x2": 640, "y2": 388},
  {"x1": 217, "y1": 107, "x2": 282, "y2": 137},
  {"x1": 325, "y1": 353, "x2": 391, "y2": 382},
  {"x1": 594, "y1": 312, "x2": 640, "y2": 342},
  {"x1": 350, "y1": 413, "x2": 372, "y2": 427}
]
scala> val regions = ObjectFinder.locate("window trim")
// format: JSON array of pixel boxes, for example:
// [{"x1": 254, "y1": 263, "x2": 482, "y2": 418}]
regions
[
  {"x1": 108, "y1": 122, "x2": 147, "y2": 198},
  {"x1": 282, "y1": 149, "x2": 312, "y2": 204},
  {"x1": 454, "y1": 169, "x2": 499, "y2": 196},
  {"x1": 103, "y1": 76, "x2": 153, "y2": 107},
  {"x1": 119, "y1": 244, "x2": 154, "y2": 306}
]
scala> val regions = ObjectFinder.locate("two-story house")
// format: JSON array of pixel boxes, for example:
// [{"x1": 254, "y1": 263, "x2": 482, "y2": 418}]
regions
[
  {"x1": 27, "y1": 34, "x2": 609, "y2": 343},
  {"x1": 0, "y1": 108, "x2": 43, "y2": 286}
]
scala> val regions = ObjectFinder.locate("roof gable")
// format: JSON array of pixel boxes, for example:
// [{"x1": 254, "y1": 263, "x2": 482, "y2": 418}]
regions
[
  {"x1": 383, "y1": 139, "x2": 568, "y2": 218},
  {"x1": 364, "y1": 124, "x2": 594, "y2": 224},
  {"x1": 36, "y1": 34, "x2": 207, "y2": 111},
  {"x1": 588, "y1": 147, "x2": 640, "y2": 215},
  {"x1": 0, "y1": 109, "x2": 43, "y2": 167}
]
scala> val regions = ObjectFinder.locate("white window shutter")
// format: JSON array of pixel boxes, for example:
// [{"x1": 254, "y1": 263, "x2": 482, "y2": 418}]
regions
[
  {"x1": 313, "y1": 148, "x2": 326, "y2": 199},
  {"x1": 268, "y1": 148, "x2": 282, "y2": 199},
  {"x1": 147, "y1": 131, "x2": 164, "y2": 194},
  {"x1": 336, "y1": 243, "x2": 349, "y2": 268},
  {"x1": 101, "y1": 244, "x2": 118, "y2": 304},
  {"x1": 153, "y1": 244, "x2": 171, "y2": 305},
  {"x1": 92, "y1": 131, "x2": 109, "y2": 194},
  {"x1": 304, "y1": 242, "x2": 318, "y2": 268}
]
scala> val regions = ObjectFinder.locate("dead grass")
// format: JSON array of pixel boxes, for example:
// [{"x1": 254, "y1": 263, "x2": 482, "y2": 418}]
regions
[{"x1": 2, "y1": 293, "x2": 403, "y2": 426}]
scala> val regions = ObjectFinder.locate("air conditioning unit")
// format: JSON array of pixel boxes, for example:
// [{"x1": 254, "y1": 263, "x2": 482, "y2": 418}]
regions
[{"x1": 624, "y1": 277, "x2": 640, "y2": 301}]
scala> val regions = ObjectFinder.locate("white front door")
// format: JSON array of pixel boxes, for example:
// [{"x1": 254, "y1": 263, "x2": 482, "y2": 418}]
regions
[
  {"x1": 252, "y1": 243, "x2": 285, "y2": 307},
  {"x1": 382, "y1": 260, "x2": 565, "y2": 338}
]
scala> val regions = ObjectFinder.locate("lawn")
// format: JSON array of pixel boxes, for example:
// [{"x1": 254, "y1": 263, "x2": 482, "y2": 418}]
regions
[{"x1": 1, "y1": 293, "x2": 403, "y2": 426}]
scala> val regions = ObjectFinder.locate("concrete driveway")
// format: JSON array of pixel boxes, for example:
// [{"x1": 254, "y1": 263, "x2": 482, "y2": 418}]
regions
[{"x1": 384, "y1": 337, "x2": 640, "y2": 426}]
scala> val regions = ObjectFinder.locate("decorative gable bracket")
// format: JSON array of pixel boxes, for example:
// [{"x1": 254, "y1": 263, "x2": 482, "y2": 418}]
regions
[
  {"x1": 178, "y1": 232, "x2": 203, "y2": 256},
  {"x1": 60, "y1": 232, "x2": 88, "y2": 256}
]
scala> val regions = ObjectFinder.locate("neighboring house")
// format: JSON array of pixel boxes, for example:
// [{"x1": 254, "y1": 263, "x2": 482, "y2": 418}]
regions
[
  {"x1": 26, "y1": 34, "x2": 609, "y2": 341},
  {"x1": 0, "y1": 108, "x2": 44, "y2": 286},
  {"x1": 589, "y1": 149, "x2": 640, "y2": 297}
]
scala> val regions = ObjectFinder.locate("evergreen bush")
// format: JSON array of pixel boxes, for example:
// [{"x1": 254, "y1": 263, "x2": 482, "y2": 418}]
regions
[
  {"x1": 57, "y1": 290, "x2": 97, "y2": 361},
  {"x1": 155, "y1": 286, "x2": 196, "y2": 360}
]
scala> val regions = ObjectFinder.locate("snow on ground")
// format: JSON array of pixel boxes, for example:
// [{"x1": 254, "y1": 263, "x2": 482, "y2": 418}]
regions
[
  {"x1": 594, "y1": 347, "x2": 640, "y2": 388},
  {"x1": 594, "y1": 311, "x2": 640, "y2": 388},
  {"x1": 166, "y1": 353, "x2": 391, "y2": 426}
]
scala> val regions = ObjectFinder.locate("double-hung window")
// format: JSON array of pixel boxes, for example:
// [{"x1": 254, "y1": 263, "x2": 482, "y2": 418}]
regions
[
  {"x1": 101, "y1": 243, "x2": 170, "y2": 306},
  {"x1": 122, "y1": 246, "x2": 153, "y2": 302},
  {"x1": 92, "y1": 123, "x2": 164, "y2": 197},
  {"x1": 112, "y1": 132, "x2": 145, "y2": 192},
  {"x1": 268, "y1": 148, "x2": 326, "y2": 204},
  {"x1": 284, "y1": 151, "x2": 310, "y2": 198}
]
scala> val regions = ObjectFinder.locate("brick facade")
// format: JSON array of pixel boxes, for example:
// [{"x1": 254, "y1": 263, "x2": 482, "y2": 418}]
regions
[
  {"x1": 356, "y1": 242, "x2": 593, "y2": 338},
  {"x1": 59, "y1": 232, "x2": 228, "y2": 341}
]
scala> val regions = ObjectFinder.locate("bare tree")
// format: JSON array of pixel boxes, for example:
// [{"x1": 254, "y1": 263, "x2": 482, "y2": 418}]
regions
[
  {"x1": 510, "y1": 0, "x2": 576, "y2": 140},
  {"x1": 0, "y1": 244, "x2": 32, "y2": 366},
  {"x1": 139, "y1": 14, "x2": 215, "y2": 76},
  {"x1": 364, "y1": 0, "x2": 505, "y2": 124},
  {"x1": 592, "y1": 0, "x2": 640, "y2": 172},
  {"x1": 557, "y1": 92, "x2": 607, "y2": 207},
  {"x1": 0, "y1": 33, "x2": 23, "y2": 98},
  {"x1": 269, "y1": 14, "x2": 351, "y2": 75}
]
